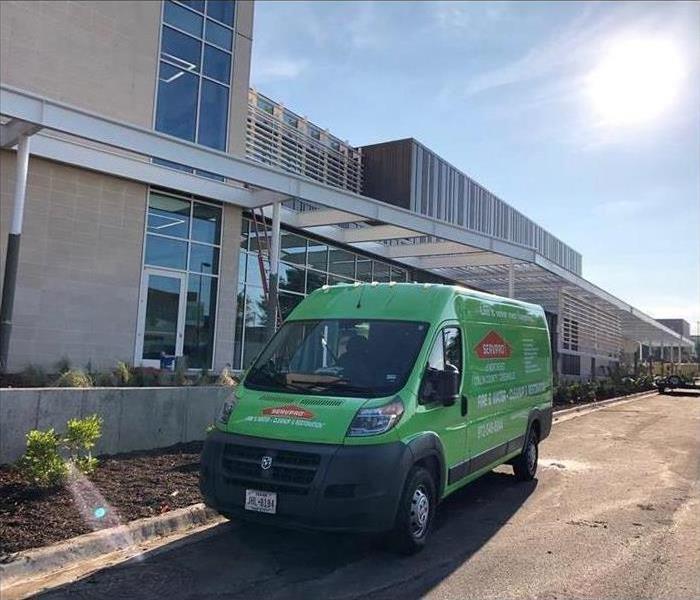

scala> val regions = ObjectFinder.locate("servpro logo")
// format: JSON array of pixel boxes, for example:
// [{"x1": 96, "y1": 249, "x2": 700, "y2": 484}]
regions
[
  {"x1": 474, "y1": 331, "x2": 512, "y2": 359},
  {"x1": 262, "y1": 405, "x2": 315, "y2": 420}
]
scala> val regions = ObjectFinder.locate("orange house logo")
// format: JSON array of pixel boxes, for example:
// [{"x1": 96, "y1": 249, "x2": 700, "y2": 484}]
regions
[
  {"x1": 474, "y1": 331, "x2": 511, "y2": 359},
  {"x1": 262, "y1": 405, "x2": 315, "y2": 420}
]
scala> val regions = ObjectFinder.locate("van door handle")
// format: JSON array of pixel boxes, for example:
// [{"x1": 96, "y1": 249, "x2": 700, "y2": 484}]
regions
[{"x1": 461, "y1": 395, "x2": 468, "y2": 417}]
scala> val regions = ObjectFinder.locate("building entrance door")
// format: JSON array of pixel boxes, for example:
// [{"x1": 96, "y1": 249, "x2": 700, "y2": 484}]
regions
[{"x1": 136, "y1": 268, "x2": 187, "y2": 368}]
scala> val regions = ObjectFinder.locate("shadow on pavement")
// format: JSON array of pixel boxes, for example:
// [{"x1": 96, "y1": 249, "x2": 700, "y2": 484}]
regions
[{"x1": 38, "y1": 470, "x2": 536, "y2": 600}]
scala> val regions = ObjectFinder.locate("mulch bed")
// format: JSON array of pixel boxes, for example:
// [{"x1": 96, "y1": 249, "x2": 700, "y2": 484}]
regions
[{"x1": 0, "y1": 442, "x2": 204, "y2": 559}]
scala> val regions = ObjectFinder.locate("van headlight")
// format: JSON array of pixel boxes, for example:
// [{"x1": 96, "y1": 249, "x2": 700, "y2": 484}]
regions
[
  {"x1": 347, "y1": 397, "x2": 404, "y2": 437},
  {"x1": 217, "y1": 398, "x2": 236, "y2": 425}
]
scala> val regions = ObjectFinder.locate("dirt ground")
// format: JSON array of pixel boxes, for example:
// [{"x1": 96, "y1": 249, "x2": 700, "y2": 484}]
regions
[{"x1": 0, "y1": 442, "x2": 203, "y2": 558}]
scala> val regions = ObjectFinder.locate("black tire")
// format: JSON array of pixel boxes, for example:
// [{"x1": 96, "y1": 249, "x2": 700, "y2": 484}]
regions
[
  {"x1": 389, "y1": 466, "x2": 436, "y2": 555},
  {"x1": 668, "y1": 375, "x2": 682, "y2": 387},
  {"x1": 513, "y1": 427, "x2": 539, "y2": 481}
]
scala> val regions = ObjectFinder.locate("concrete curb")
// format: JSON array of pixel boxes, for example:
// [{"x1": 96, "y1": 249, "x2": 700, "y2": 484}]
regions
[
  {"x1": 553, "y1": 390, "x2": 657, "y2": 419},
  {"x1": 0, "y1": 502, "x2": 223, "y2": 591}
]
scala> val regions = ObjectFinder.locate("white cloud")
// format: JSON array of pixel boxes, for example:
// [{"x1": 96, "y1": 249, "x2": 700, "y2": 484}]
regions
[{"x1": 253, "y1": 57, "x2": 308, "y2": 84}]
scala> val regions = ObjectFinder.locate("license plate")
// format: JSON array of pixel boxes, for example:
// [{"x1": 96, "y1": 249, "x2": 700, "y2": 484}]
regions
[{"x1": 245, "y1": 489, "x2": 277, "y2": 514}]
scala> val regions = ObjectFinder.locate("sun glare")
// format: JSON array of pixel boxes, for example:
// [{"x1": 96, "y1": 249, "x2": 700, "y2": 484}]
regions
[{"x1": 586, "y1": 37, "x2": 684, "y2": 126}]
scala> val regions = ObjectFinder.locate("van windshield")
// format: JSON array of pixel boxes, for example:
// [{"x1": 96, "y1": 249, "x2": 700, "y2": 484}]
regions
[{"x1": 245, "y1": 319, "x2": 429, "y2": 398}]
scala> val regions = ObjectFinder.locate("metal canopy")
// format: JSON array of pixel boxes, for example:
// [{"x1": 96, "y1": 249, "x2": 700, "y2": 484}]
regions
[{"x1": 0, "y1": 84, "x2": 692, "y2": 349}]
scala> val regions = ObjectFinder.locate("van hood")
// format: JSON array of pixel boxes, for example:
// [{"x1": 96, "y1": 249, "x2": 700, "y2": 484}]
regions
[{"x1": 224, "y1": 387, "x2": 370, "y2": 444}]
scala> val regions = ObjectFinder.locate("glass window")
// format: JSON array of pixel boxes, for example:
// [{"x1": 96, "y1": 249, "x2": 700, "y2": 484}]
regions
[
  {"x1": 238, "y1": 250, "x2": 247, "y2": 284},
  {"x1": 178, "y1": 1, "x2": 205, "y2": 12},
  {"x1": 145, "y1": 235, "x2": 188, "y2": 270},
  {"x1": 426, "y1": 335, "x2": 445, "y2": 371},
  {"x1": 308, "y1": 125, "x2": 321, "y2": 140},
  {"x1": 198, "y1": 80, "x2": 229, "y2": 150},
  {"x1": 283, "y1": 111, "x2": 298, "y2": 128},
  {"x1": 163, "y1": 1, "x2": 203, "y2": 36},
  {"x1": 391, "y1": 267, "x2": 408, "y2": 283},
  {"x1": 234, "y1": 283, "x2": 246, "y2": 368},
  {"x1": 372, "y1": 262, "x2": 391, "y2": 282},
  {"x1": 279, "y1": 292, "x2": 304, "y2": 320},
  {"x1": 280, "y1": 232, "x2": 306, "y2": 265},
  {"x1": 203, "y1": 44, "x2": 231, "y2": 83},
  {"x1": 161, "y1": 26, "x2": 201, "y2": 70},
  {"x1": 356, "y1": 259, "x2": 372, "y2": 282},
  {"x1": 184, "y1": 274, "x2": 218, "y2": 368},
  {"x1": 156, "y1": 62, "x2": 198, "y2": 141},
  {"x1": 192, "y1": 202, "x2": 222, "y2": 244},
  {"x1": 148, "y1": 193, "x2": 190, "y2": 238},
  {"x1": 307, "y1": 241, "x2": 327, "y2": 271},
  {"x1": 329, "y1": 275, "x2": 352, "y2": 286},
  {"x1": 206, "y1": 0, "x2": 235, "y2": 26},
  {"x1": 329, "y1": 248, "x2": 355, "y2": 278},
  {"x1": 189, "y1": 242, "x2": 219, "y2": 273},
  {"x1": 443, "y1": 327, "x2": 462, "y2": 372},
  {"x1": 205, "y1": 18, "x2": 232, "y2": 49},
  {"x1": 256, "y1": 96, "x2": 275, "y2": 114},
  {"x1": 245, "y1": 252, "x2": 263, "y2": 288},
  {"x1": 242, "y1": 285, "x2": 269, "y2": 368},
  {"x1": 143, "y1": 274, "x2": 182, "y2": 359},
  {"x1": 279, "y1": 262, "x2": 305, "y2": 294},
  {"x1": 306, "y1": 270, "x2": 326, "y2": 293}
]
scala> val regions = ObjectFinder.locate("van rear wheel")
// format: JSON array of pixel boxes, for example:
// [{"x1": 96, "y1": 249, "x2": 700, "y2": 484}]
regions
[
  {"x1": 389, "y1": 466, "x2": 436, "y2": 555},
  {"x1": 513, "y1": 428, "x2": 539, "y2": 481}
]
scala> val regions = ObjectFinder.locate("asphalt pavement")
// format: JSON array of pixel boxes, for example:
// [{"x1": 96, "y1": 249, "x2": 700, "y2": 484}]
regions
[{"x1": 36, "y1": 392, "x2": 700, "y2": 600}]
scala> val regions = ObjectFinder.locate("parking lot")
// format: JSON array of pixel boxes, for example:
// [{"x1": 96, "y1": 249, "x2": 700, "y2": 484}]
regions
[{"x1": 36, "y1": 393, "x2": 700, "y2": 600}]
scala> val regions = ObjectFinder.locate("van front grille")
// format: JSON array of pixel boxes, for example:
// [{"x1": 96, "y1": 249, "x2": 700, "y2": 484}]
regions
[{"x1": 221, "y1": 443, "x2": 321, "y2": 495}]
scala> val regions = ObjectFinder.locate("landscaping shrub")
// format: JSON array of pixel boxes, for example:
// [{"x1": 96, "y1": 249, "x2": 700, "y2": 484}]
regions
[
  {"x1": 17, "y1": 415, "x2": 104, "y2": 487},
  {"x1": 53, "y1": 356, "x2": 72, "y2": 375},
  {"x1": 53, "y1": 369, "x2": 93, "y2": 388},
  {"x1": 216, "y1": 366, "x2": 237, "y2": 387},
  {"x1": 114, "y1": 361, "x2": 132, "y2": 386},
  {"x1": 18, "y1": 429, "x2": 68, "y2": 487}
]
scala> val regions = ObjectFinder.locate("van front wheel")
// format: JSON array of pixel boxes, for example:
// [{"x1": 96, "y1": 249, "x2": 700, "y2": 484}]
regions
[
  {"x1": 513, "y1": 428, "x2": 539, "y2": 481},
  {"x1": 389, "y1": 466, "x2": 436, "y2": 555}
]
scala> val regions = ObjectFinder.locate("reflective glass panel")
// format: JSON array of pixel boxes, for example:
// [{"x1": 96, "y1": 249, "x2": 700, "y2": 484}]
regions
[
  {"x1": 178, "y1": 1, "x2": 205, "y2": 13},
  {"x1": 161, "y1": 26, "x2": 201, "y2": 71},
  {"x1": 192, "y1": 202, "x2": 222, "y2": 244},
  {"x1": 280, "y1": 232, "x2": 306, "y2": 265},
  {"x1": 279, "y1": 262, "x2": 305, "y2": 294},
  {"x1": 278, "y1": 292, "x2": 304, "y2": 320},
  {"x1": 145, "y1": 235, "x2": 188, "y2": 270},
  {"x1": 205, "y1": 19, "x2": 233, "y2": 49},
  {"x1": 305, "y1": 270, "x2": 326, "y2": 293},
  {"x1": 242, "y1": 285, "x2": 269, "y2": 368},
  {"x1": 329, "y1": 248, "x2": 355, "y2": 278},
  {"x1": 142, "y1": 274, "x2": 182, "y2": 359},
  {"x1": 163, "y1": 1, "x2": 203, "y2": 36},
  {"x1": 307, "y1": 241, "x2": 327, "y2": 271},
  {"x1": 198, "y1": 79, "x2": 229, "y2": 150},
  {"x1": 148, "y1": 194, "x2": 190, "y2": 238},
  {"x1": 156, "y1": 61, "x2": 198, "y2": 141},
  {"x1": 189, "y1": 242, "x2": 219, "y2": 273},
  {"x1": 203, "y1": 44, "x2": 231, "y2": 83},
  {"x1": 206, "y1": 0, "x2": 235, "y2": 26},
  {"x1": 183, "y1": 274, "x2": 218, "y2": 368},
  {"x1": 234, "y1": 282, "x2": 245, "y2": 368},
  {"x1": 391, "y1": 267, "x2": 408, "y2": 282},
  {"x1": 356, "y1": 259, "x2": 372, "y2": 282},
  {"x1": 372, "y1": 262, "x2": 391, "y2": 282}
]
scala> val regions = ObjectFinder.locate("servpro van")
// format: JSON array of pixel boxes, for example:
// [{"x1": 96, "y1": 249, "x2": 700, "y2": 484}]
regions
[{"x1": 201, "y1": 283, "x2": 552, "y2": 553}]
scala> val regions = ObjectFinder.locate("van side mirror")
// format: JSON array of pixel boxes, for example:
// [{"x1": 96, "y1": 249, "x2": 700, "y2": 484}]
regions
[{"x1": 420, "y1": 366, "x2": 460, "y2": 406}]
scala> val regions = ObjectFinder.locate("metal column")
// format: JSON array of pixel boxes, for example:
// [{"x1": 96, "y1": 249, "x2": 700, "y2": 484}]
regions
[
  {"x1": 266, "y1": 201, "x2": 281, "y2": 338},
  {"x1": 0, "y1": 135, "x2": 30, "y2": 372}
]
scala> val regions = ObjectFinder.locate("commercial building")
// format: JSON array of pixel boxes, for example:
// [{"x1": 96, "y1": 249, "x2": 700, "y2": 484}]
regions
[{"x1": 0, "y1": 0, "x2": 693, "y2": 378}]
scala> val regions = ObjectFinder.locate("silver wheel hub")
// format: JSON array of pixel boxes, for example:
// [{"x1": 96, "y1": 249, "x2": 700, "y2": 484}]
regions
[
  {"x1": 527, "y1": 439, "x2": 537, "y2": 473},
  {"x1": 410, "y1": 486, "x2": 430, "y2": 538}
]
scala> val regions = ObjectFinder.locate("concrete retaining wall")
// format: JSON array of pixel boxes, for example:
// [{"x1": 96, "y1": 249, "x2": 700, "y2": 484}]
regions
[{"x1": 0, "y1": 386, "x2": 233, "y2": 464}]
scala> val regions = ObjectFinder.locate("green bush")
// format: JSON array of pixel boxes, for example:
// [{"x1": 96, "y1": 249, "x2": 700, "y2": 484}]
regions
[
  {"x1": 17, "y1": 414, "x2": 103, "y2": 486},
  {"x1": 53, "y1": 356, "x2": 72, "y2": 375},
  {"x1": 53, "y1": 369, "x2": 93, "y2": 388},
  {"x1": 18, "y1": 429, "x2": 68, "y2": 487},
  {"x1": 114, "y1": 361, "x2": 132, "y2": 386}
]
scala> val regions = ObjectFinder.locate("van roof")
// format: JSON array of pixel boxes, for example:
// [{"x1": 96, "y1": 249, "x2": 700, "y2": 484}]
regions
[{"x1": 288, "y1": 282, "x2": 545, "y2": 324}]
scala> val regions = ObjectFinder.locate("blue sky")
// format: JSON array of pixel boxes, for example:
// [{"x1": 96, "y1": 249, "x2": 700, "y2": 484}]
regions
[{"x1": 251, "y1": 1, "x2": 700, "y2": 334}]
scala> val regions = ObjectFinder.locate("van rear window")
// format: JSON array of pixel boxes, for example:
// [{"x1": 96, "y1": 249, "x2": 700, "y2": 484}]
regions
[{"x1": 245, "y1": 319, "x2": 429, "y2": 398}]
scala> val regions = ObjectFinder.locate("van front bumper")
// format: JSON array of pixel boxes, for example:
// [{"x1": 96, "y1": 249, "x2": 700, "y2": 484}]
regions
[{"x1": 199, "y1": 430, "x2": 413, "y2": 533}]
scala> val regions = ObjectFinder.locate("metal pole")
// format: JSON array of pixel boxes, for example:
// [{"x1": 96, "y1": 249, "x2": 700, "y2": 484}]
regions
[
  {"x1": 507, "y1": 259, "x2": 515, "y2": 298},
  {"x1": 0, "y1": 135, "x2": 30, "y2": 372},
  {"x1": 266, "y1": 201, "x2": 281, "y2": 338}
]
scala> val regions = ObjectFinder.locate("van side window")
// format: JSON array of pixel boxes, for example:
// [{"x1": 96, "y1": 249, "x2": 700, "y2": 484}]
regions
[{"x1": 421, "y1": 326, "x2": 462, "y2": 404}]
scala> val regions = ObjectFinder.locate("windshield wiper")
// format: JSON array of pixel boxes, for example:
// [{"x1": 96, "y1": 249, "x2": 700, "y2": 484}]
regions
[{"x1": 314, "y1": 379, "x2": 371, "y2": 395}]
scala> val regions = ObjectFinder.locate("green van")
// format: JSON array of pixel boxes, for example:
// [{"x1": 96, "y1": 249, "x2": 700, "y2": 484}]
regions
[{"x1": 200, "y1": 283, "x2": 552, "y2": 553}]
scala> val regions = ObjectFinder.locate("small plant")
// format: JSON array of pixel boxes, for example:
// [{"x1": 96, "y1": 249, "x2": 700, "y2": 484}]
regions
[
  {"x1": 65, "y1": 414, "x2": 103, "y2": 475},
  {"x1": 53, "y1": 369, "x2": 93, "y2": 388},
  {"x1": 197, "y1": 368, "x2": 211, "y2": 385},
  {"x1": 53, "y1": 356, "x2": 72, "y2": 375},
  {"x1": 216, "y1": 366, "x2": 237, "y2": 387},
  {"x1": 18, "y1": 429, "x2": 68, "y2": 487},
  {"x1": 21, "y1": 364, "x2": 48, "y2": 387},
  {"x1": 94, "y1": 371, "x2": 116, "y2": 387},
  {"x1": 114, "y1": 361, "x2": 132, "y2": 386}
]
